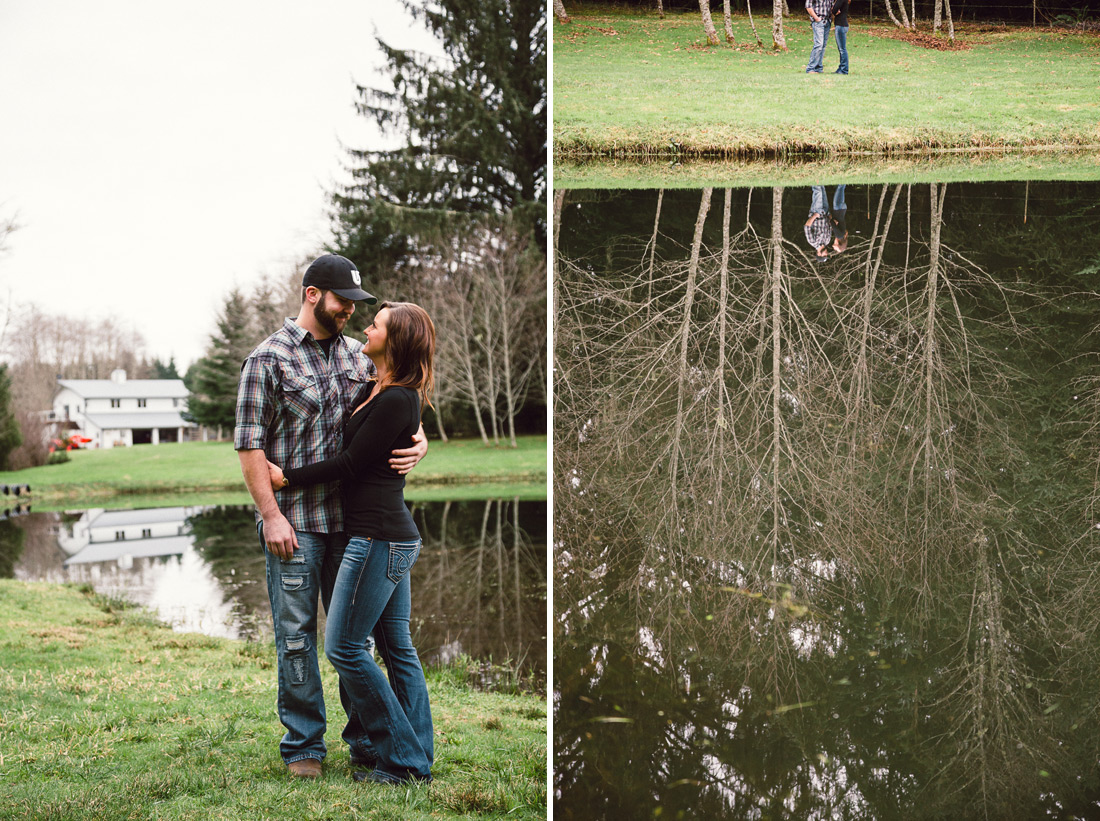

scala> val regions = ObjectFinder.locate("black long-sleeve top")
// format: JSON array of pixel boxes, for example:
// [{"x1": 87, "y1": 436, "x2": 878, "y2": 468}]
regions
[
  {"x1": 284, "y1": 383, "x2": 420, "y2": 542},
  {"x1": 830, "y1": 0, "x2": 849, "y2": 26}
]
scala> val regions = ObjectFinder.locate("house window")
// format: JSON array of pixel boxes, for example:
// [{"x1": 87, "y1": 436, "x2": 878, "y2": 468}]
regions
[
  {"x1": 137, "y1": 399, "x2": 147, "y2": 408},
  {"x1": 110, "y1": 399, "x2": 120, "y2": 408},
  {"x1": 115, "y1": 531, "x2": 125, "y2": 541},
  {"x1": 141, "y1": 528, "x2": 152, "y2": 538}
]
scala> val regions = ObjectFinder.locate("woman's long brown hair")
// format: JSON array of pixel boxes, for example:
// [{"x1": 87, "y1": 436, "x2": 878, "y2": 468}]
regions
[{"x1": 375, "y1": 301, "x2": 435, "y2": 413}]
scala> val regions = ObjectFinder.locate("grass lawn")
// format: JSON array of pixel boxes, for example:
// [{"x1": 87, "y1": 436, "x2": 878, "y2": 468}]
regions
[
  {"x1": 553, "y1": 7, "x2": 1100, "y2": 157},
  {"x1": 0, "y1": 580, "x2": 546, "y2": 820},
  {"x1": 556, "y1": 145, "x2": 1100, "y2": 187},
  {"x1": 0, "y1": 436, "x2": 547, "y2": 507}
]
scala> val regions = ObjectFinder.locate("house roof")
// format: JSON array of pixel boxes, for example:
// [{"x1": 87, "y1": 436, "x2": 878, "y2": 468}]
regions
[
  {"x1": 64, "y1": 535, "x2": 191, "y2": 565},
  {"x1": 83, "y1": 411, "x2": 194, "y2": 430},
  {"x1": 87, "y1": 507, "x2": 195, "y2": 528},
  {"x1": 56, "y1": 378, "x2": 188, "y2": 399}
]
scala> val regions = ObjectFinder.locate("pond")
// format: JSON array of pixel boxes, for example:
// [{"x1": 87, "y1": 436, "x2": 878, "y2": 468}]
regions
[
  {"x1": 3, "y1": 497, "x2": 546, "y2": 684},
  {"x1": 554, "y1": 180, "x2": 1100, "y2": 818}
]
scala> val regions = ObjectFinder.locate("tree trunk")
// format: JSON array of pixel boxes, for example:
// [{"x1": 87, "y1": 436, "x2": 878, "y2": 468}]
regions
[
  {"x1": 716, "y1": 189, "x2": 732, "y2": 498},
  {"x1": 769, "y1": 186, "x2": 784, "y2": 579},
  {"x1": 657, "y1": 0, "x2": 665, "y2": 19},
  {"x1": 934, "y1": 0, "x2": 942, "y2": 32},
  {"x1": 700, "y1": 0, "x2": 720, "y2": 45},
  {"x1": 897, "y1": 0, "x2": 912, "y2": 29},
  {"x1": 883, "y1": 0, "x2": 905, "y2": 29},
  {"x1": 553, "y1": 0, "x2": 569, "y2": 24},
  {"x1": 723, "y1": 0, "x2": 737, "y2": 42},
  {"x1": 646, "y1": 190, "x2": 664, "y2": 322},
  {"x1": 746, "y1": 0, "x2": 764, "y2": 45},
  {"x1": 944, "y1": 0, "x2": 955, "y2": 40},
  {"x1": 433, "y1": 408, "x2": 449, "y2": 442},
  {"x1": 669, "y1": 188, "x2": 711, "y2": 489},
  {"x1": 772, "y1": 0, "x2": 788, "y2": 50}
]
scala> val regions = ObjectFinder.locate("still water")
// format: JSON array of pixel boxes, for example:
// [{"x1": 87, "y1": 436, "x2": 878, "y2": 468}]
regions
[
  {"x1": 555, "y1": 181, "x2": 1100, "y2": 818},
  {"x1": 4, "y1": 498, "x2": 546, "y2": 682}
]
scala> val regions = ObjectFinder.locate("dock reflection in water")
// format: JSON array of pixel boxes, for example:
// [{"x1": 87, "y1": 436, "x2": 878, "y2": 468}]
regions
[{"x1": 6, "y1": 498, "x2": 546, "y2": 681}]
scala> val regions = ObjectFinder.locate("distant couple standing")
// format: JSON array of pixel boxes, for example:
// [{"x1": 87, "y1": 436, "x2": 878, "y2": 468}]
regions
[
  {"x1": 804, "y1": 185, "x2": 849, "y2": 263},
  {"x1": 805, "y1": 0, "x2": 850, "y2": 75}
]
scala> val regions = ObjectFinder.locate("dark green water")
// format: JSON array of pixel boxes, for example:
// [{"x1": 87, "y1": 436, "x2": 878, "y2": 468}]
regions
[
  {"x1": 5, "y1": 498, "x2": 546, "y2": 682},
  {"x1": 554, "y1": 181, "x2": 1100, "y2": 818}
]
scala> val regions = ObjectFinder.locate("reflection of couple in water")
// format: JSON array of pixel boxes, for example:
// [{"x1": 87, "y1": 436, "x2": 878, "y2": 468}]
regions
[{"x1": 804, "y1": 185, "x2": 849, "y2": 264}]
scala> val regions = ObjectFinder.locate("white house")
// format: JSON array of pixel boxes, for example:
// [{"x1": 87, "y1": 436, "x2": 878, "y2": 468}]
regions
[
  {"x1": 58, "y1": 506, "x2": 200, "y2": 565},
  {"x1": 51, "y1": 368, "x2": 196, "y2": 448}
]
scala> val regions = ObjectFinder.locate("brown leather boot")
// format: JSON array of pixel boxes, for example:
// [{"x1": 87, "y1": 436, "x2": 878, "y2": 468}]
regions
[{"x1": 287, "y1": 759, "x2": 322, "y2": 779}]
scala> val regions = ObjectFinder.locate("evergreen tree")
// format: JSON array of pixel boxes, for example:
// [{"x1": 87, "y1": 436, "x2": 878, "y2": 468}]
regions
[
  {"x1": 331, "y1": 0, "x2": 547, "y2": 276},
  {"x1": 184, "y1": 290, "x2": 254, "y2": 432},
  {"x1": 0, "y1": 365, "x2": 23, "y2": 470},
  {"x1": 150, "y1": 356, "x2": 181, "y2": 380}
]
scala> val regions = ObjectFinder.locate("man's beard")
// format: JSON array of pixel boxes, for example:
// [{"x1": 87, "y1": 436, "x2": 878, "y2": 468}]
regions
[{"x1": 313, "y1": 300, "x2": 345, "y2": 336}]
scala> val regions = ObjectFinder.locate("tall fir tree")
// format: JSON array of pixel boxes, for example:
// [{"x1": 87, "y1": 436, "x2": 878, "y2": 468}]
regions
[
  {"x1": 184, "y1": 290, "x2": 255, "y2": 432},
  {"x1": 0, "y1": 365, "x2": 23, "y2": 470},
  {"x1": 331, "y1": 0, "x2": 547, "y2": 281}
]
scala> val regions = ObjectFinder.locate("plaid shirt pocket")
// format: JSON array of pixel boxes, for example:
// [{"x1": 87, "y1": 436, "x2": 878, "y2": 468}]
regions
[{"x1": 281, "y1": 373, "x2": 322, "y2": 421}]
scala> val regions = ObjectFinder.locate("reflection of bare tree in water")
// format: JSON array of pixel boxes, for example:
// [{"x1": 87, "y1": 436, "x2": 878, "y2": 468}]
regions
[
  {"x1": 413, "y1": 498, "x2": 545, "y2": 682},
  {"x1": 555, "y1": 184, "x2": 1076, "y2": 815}
]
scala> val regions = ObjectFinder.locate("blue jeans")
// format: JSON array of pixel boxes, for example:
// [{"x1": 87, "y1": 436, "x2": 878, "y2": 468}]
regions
[
  {"x1": 832, "y1": 184, "x2": 847, "y2": 212},
  {"x1": 806, "y1": 19, "x2": 831, "y2": 73},
  {"x1": 325, "y1": 536, "x2": 433, "y2": 783},
  {"x1": 260, "y1": 525, "x2": 375, "y2": 765},
  {"x1": 834, "y1": 25, "x2": 849, "y2": 73},
  {"x1": 811, "y1": 185, "x2": 828, "y2": 216}
]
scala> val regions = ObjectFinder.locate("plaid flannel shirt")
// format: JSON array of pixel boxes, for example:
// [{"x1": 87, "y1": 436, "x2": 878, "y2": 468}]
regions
[
  {"x1": 804, "y1": 214, "x2": 833, "y2": 249},
  {"x1": 806, "y1": 0, "x2": 833, "y2": 19},
  {"x1": 235, "y1": 318, "x2": 374, "y2": 533}
]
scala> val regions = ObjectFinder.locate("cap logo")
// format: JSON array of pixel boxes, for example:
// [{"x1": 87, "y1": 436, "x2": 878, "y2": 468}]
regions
[{"x1": 351, "y1": 269, "x2": 361, "y2": 286}]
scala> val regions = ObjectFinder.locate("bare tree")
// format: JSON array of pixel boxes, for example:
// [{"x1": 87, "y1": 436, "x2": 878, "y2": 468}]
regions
[
  {"x1": 723, "y1": 0, "x2": 738, "y2": 43},
  {"x1": 415, "y1": 225, "x2": 546, "y2": 446},
  {"x1": 701, "y1": 0, "x2": 721, "y2": 45},
  {"x1": 745, "y1": 0, "x2": 764, "y2": 45},
  {"x1": 884, "y1": 0, "x2": 913, "y2": 30},
  {"x1": 772, "y1": 0, "x2": 789, "y2": 50}
]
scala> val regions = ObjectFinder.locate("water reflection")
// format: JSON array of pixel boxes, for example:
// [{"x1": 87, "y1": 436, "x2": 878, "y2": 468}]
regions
[
  {"x1": 8, "y1": 498, "x2": 546, "y2": 680},
  {"x1": 554, "y1": 182, "x2": 1100, "y2": 818}
]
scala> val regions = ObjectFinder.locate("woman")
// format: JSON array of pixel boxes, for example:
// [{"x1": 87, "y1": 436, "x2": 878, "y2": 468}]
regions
[
  {"x1": 268, "y1": 301, "x2": 436, "y2": 785},
  {"x1": 831, "y1": 0, "x2": 850, "y2": 75}
]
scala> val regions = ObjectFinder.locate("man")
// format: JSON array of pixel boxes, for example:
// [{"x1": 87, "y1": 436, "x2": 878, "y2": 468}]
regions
[
  {"x1": 235, "y1": 253, "x2": 427, "y2": 779},
  {"x1": 805, "y1": 185, "x2": 834, "y2": 262},
  {"x1": 805, "y1": 0, "x2": 833, "y2": 74}
]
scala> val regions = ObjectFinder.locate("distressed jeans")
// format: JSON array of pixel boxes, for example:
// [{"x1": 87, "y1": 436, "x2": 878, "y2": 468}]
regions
[
  {"x1": 260, "y1": 525, "x2": 376, "y2": 765},
  {"x1": 325, "y1": 535, "x2": 433, "y2": 783},
  {"x1": 806, "y1": 19, "x2": 831, "y2": 73}
]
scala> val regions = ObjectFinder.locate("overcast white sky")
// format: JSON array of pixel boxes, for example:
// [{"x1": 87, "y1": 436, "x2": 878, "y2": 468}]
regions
[{"x1": 0, "y1": 0, "x2": 439, "y2": 370}]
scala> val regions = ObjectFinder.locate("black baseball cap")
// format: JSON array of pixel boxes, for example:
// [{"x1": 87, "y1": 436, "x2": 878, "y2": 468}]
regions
[{"x1": 302, "y1": 254, "x2": 376, "y2": 303}]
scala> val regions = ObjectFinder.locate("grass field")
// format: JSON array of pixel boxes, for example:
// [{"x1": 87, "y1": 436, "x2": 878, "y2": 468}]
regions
[
  {"x1": 553, "y1": 7, "x2": 1100, "y2": 157},
  {"x1": 0, "y1": 437, "x2": 547, "y2": 507},
  {"x1": 556, "y1": 145, "x2": 1100, "y2": 187},
  {"x1": 0, "y1": 580, "x2": 546, "y2": 820}
]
